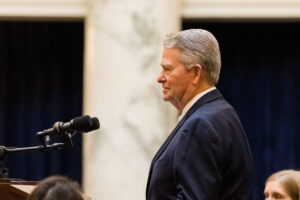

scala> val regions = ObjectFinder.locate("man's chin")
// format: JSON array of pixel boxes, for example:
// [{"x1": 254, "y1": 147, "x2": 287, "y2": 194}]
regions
[{"x1": 163, "y1": 96, "x2": 170, "y2": 102}]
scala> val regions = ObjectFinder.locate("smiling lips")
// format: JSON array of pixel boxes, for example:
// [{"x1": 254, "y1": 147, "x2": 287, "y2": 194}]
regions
[{"x1": 163, "y1": 88, "x2": 169, "y2": 94}]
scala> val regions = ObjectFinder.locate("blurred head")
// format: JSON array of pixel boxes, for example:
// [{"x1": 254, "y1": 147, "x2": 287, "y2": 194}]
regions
[
  {"x1": 157, "y1": 29, "x2": 221, "y2": 111},
  {"x1": 28, "y1": 175, "x2": 84, "y2": 200},
  {"x1": 264, "y1": 170, "x2": 300, "y2": 200}
]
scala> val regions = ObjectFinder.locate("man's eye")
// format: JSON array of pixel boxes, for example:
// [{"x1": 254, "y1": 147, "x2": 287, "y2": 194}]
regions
[{"x1": 162, "y1": 65, "x2": 172, "y2": 71}]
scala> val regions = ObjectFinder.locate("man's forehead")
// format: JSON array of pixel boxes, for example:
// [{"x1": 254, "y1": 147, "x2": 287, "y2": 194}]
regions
[{"x1": 160, "y1": 49, "x2": 183, "y2": 66}]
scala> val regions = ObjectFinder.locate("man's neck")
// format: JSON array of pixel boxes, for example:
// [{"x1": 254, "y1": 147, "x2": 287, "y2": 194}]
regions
[
  {"x1": 177, "y1": 83, "x2": 214, "y2": 113},
  {"x1": 177, "y1": 86, "x2": 216, "y2": 121}
]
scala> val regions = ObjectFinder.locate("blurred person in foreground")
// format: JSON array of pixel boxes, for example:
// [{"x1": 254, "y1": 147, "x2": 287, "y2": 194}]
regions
[
  {"x1": 146, "y1": 29, "x2": 253, "y2": 200},
  {"x1": 27, "y1": 175, "x2": 84, "y2": 200},
  {"x1": 264, "y1": 169, "x2": 300, "y2": 200}
]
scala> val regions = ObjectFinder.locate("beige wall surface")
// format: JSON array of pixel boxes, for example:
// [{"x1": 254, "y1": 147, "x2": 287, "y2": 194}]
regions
[
  {"x1": 182, "y1": 0, "x2": 300, "y2": 19},
  {"x1": 0, "y1": 0, "x2": 86, "y2": 18}
]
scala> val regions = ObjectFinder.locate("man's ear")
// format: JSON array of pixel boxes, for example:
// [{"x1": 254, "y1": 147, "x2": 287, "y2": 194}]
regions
[{"x1": 192, "y1": 64, "x2": 202, "y2": 84}]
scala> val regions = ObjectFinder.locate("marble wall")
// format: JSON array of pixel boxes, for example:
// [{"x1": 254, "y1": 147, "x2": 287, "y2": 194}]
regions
[{"x1": 83, "y1": 0, "x2": 180, "y2": 199}]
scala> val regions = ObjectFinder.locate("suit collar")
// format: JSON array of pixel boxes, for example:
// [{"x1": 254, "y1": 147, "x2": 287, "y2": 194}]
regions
[{"x1": 183, "y1": 88, "x2": 222, "y2": 121}]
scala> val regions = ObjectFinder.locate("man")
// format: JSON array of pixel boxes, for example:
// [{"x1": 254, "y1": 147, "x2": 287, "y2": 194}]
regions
[{"x1": 146, "y1": 29, "x2": 253, "y2": 199}]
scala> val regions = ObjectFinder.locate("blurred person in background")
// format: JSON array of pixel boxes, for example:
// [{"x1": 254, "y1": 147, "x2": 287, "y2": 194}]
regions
[{"x1": 264, "y1": 169, "x2": 300, "y2": 200}]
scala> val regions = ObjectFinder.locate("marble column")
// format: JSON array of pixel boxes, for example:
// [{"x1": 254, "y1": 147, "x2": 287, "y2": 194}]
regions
[{"x1": 83, "y1": 0, "x2": 180, "y2": 199}]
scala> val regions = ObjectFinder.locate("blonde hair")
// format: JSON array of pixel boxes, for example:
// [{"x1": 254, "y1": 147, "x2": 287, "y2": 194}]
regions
[{"x1": 266, "y1": 170, "x2": 300, "y2": 200}]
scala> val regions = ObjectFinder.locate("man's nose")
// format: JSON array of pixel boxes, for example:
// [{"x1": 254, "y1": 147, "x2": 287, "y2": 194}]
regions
[{"x1": 157, "y1": 72, "x2": 165, "y2": 83}]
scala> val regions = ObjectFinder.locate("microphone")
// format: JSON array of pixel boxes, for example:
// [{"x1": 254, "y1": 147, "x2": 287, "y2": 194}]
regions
[{"x1": 36, "y1": 115, "x2": 100, "y2": 137}]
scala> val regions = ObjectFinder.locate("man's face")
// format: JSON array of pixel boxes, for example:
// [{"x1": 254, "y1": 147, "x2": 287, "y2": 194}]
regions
[{"x1": 157, "y1": 47, "x2": 194, "y2": 108}]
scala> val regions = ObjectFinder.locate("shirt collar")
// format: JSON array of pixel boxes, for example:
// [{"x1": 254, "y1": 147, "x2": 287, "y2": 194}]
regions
[{"x1": 178, "y1": 86, "x2": 216, "y2": 122}]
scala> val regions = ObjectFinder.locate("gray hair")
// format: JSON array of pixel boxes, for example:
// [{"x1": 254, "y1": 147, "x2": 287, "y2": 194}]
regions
[{"x1": 163, "y1": 29, "x2": 221, "y2": 85}]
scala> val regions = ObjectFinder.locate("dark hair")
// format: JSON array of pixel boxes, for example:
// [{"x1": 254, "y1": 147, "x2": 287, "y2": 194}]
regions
[{"x1": 28, "y1": 175, "x2": 84, "y2": 200}]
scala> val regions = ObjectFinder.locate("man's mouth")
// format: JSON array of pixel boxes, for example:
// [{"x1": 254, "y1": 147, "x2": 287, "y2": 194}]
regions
[{"x1": 163, "y1": 88, "x2": 169, "y2": 94}]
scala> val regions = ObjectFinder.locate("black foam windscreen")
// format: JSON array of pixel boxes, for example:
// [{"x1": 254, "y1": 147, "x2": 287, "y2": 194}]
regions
[
  {"x1": 91, "y1": 117, "x2": 100, "y2": 130},
  {"x1": 71, "y1": 115, "x2": 93, "y2": 132}
]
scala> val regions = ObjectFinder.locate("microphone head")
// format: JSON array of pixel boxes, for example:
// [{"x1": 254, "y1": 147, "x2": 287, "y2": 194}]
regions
[
  {"x1": 91, "y1": 117, "x2": 100, "y2": 130},
  {"x1": 71, "y1": 115, "x2": 93, "y2": 132}
]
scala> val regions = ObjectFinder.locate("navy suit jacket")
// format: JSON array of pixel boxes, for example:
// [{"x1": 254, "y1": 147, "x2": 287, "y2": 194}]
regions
[{"x1": 146, "y1": 89, "x2": 253, "y2": 200}]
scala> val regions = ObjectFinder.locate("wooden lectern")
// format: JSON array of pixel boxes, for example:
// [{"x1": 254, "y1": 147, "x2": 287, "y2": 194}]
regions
[{"x1": 0, "y1": 179, "x2": 37, "y2": 200}]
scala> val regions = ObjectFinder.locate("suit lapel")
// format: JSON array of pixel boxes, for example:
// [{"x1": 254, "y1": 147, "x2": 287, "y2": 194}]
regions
[
  {"x1": 151, "y1": 116, "x2": 184, "y2": 166},
  {"x1": 146, "y1": 114, "x2": 186, "y2": 196}
]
